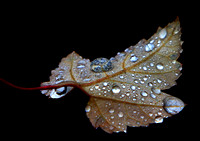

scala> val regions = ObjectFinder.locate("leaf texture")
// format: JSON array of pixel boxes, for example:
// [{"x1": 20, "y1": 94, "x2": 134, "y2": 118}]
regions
[{"x1": 41, "y1": 18, "x2": 184, "y2": 133}]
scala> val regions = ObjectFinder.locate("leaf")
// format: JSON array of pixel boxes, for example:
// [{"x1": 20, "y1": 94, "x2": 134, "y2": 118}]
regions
[{"x1": 41, "y1": 18, "x2": 185, "y2": 133}]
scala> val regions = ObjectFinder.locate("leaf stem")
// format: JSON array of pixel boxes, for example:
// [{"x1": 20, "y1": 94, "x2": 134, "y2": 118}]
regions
[{"x1": 0, "y1": 78, "x2": 80, "y2": 91}]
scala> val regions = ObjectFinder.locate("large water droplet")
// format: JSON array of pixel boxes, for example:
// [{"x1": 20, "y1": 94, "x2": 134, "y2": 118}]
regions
[
  {"x1": 112, "y1": 85, "x2": 121, "y2": 94},
  {"x1": 156, "y1": 63, "x2": 164, "y2": 70},
  {"x1": 155, "y1": 116, "x2": 163, "y2": 123},
  {"x1": 145, "y1": 43, "x2": 155, "y2": 52},
  {"x1": 159, "y1": 28, "x2": 167, "y2": 39},
  {"x1": 163, "y1": 97, "x2": 185, "y2": 115}
]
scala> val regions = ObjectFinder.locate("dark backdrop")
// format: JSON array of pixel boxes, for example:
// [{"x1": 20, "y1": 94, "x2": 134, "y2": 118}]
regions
[{"x1": 0, "y1": 6, "x2": 194, "y2": 138}]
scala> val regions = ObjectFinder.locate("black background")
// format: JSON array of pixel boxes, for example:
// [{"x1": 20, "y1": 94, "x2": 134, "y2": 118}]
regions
[{"x1": 0, "y1": 3, "x2": 196, "y2": 139}]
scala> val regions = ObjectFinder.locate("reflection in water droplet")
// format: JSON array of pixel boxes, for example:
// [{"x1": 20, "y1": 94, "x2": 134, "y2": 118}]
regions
[
  {"x1": 112, "y1": 85, "x2": 121, "y2": 94},
  {"x1": 109, "y1": 109, "x2": 115, "y2": 114},
  {"x1": 131, "y1": 85, "x2": 136, "y2": 90},
  {"x1": 85, "y1": 105, "x2": 91, "y2": 112},
  {"x1": 145, "y1": 43, "x2": 155, "y2": 52},
  {"x1": 156, "y1": 63, "x2": 164, "y2": 70},
  {"x1": 151, "y1": 87, "x2": 161, "y2": 94},
  {"x1": 130, "y1": 55, "x2": 138, "y2": 62},
  {"x1": 163, "y1": 97, "x2": 185, "y2": 115},
  {"x1": 155, "y1": 116, "x2": 163, "y2": 123},
  {"x1": 118, "y1": 112, "x2": 124, "y2": 118},
  {"x1": 159, "y1": 28, "x2": 167, "y2": 39},
  {"x1": 141, "y1": 91, "x2": 148, "y2": 97}
]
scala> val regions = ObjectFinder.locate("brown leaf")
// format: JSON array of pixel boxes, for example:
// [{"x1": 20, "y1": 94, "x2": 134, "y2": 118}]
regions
[{"x1": 41, "y1": 18, "x2": 185, "y2": 133}]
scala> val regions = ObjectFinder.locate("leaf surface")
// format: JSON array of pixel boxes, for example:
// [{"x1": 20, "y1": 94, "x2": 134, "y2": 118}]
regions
[{"x1": 41, "y1": 18, "x2": 184, "y2": 133}]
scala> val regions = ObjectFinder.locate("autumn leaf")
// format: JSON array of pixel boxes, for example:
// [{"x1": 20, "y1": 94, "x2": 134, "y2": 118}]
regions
[{"x1": 41, "y1": 18, "x2": 185, "y2": 133}]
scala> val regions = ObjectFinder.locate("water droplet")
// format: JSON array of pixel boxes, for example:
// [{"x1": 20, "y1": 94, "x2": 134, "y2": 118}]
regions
[
  {"x1": 56, "y1": 87, "x2": 65, "y2": 93},
  {"x1": 143, "y1": 76, "x2": 148, "y2": 81},
  {"x1": 121, "y1": 84, "x2": 126, "y2": 88},
  {"x1": 103, "y1": 82, "x2": 108, "y2": 86},
  {"x1": 78, "y1": 59, "x2": 86, "y2": 64},
  {"x1": 130, "y1": 55, "x2": 138, "y2": 62},
  {"x1": 85, "y1": 105, "x2": 91, "y2": 112},
  {"x1": 111, "y1": 116, "x2": 115, "y2": 119},
  {"x1": 155, "y1": 116, "x2": 163, "y2": 123},
  {"x1": 163, "y1": 97, "x2": 185, "y2": 115},
  {"x1": 159, "y1": 28, "x2": 167, "y2": 39},
  {"x1": 140, "y1": 116, "x2": 144, "y2": 119},
  {"x1": 141, "y1": 91, "x2": 148, "y2": 97},
  {"x1": 143, "y1": 66, "x2": 148, "y2": 71},
  {"x1": 118, "y1": 112, "x2": 124, "y2": 118},
  {"x1": 149, "y1": 113, "x2": 153, "y2": 117},
  {"x1": 77, "y1": 65, "x2": 85, "y2": 69},
  {"x1": 119, "y1": 75, "x2": 124, "y2": 79},
  {"x1": 157, "y1": 79, "x2": 162, "y2": 83},
  {"x1": 131, "y1": 85, "x2": 136, "y2": 90},
  {"x1": 134, "y1": 79, "x2": 139, "y2": 84},
  {"x1": 148, "y1": 82, "x2": 153, "y2": 87},
  {"x1": 156, "y1": 63, "x2": 164, "y2": 70},
  {"x1": 150, "y1": 63, "x2": 154, "y2": 67},
  {"x1": 150, "y1": 94, "x2": 156, "y2": 99},
  {"x1": 109, "y1": 109, "x2": 115, "y2": 114},
  {"x1": 50, "y1": 89, "x2": 66, "y2": 99},
  {"x1": 112, "y1": 85, "x2": 121, "y2": 94},
  {"x1": 151, "y1": 87, "x2": 161, "y2": 94},
  {"x1": 145, "y1": 43, "x2": 155, "y2": 52},
  {"x1": 95, "y1": 85, "x2": 100, "y2": 89},
  {"x1": 83, "y1": 78, "x2": 91, "y2": 82},
  {"x1": 90, "y1": 57, "x2": 113, "y2": 72},
  {"x1": 90, "y1": 87, "x2": 94, "y2": 91}
]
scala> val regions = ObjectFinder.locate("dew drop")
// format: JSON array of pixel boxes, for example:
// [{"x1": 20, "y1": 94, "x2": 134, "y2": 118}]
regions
[
  {"x1": 112, "y1": 85, "x2": 121, "y2": 94},
  {"x1": 118, "y1": 112, "x2": 124, "y2": 118},
  {"x1": 159, "y1": 28, "x2": 167, "y2": 39},
  {"x1": 163, "y1": 97, "x2": 185, "y2": 115},
  {"x1": 155, "y1": 116, "x2": 163, "y2": 123},
  {"x1": 157, "y1": 79, "x2": 162, "y2": 83},
  {"x1": 150, "y1": 63, "x2": 154, "y2": 67},
  {"x1": 77, "y1": 65, "x2": 85, "y2": 69},
  {"x1": 131, "y1": 85, "x2": 136, "y2": 90},
  {"x1": 56, "y1": 87, "x2": 65, "y2": 93},
  {"x1": 143, "y1": 66, "x2": 148, "y2": 71},
  {"x1": 140, "y1": 116, "x2": 144, "y2": 119},
  {"x1": 141, "y1": 91, "x2": 148, "y2": 97},
  {"x1": 130, "y1": 55, "x2": 138, "y2": 62},
  {"x1": 109, "y1": 109, "x2": 115, "y2": 114},
  {"x1": 111, "y1": 116, "x2": 115, "y2": 119},
  {"x1": 103, "y1": 82, "x2": 108, "y2": 86},
  {"x1": 119, "y1": 75, "x2": 124, "y2": 79},
  {"x1": 150, "y1": 94, "x2": 156, "y2": 99},
  {"x1": 148, "y1": 82, "x2": 153, "y2": 87},
  {"x1": 151, "y1": 87, "x2": 161, "y2": 94},
  {"x1": 145, "y1": 43, "x2": 155, "y2": 52},
  {"x1": 149, "y1": 113, "x2": 153, "y2": 117},
  {"x1": 85, "y1": 105, "x2": 91, "y2": 112},
  {"x1": 156, "y1": 63, "x2": 164, "y2": 70}
]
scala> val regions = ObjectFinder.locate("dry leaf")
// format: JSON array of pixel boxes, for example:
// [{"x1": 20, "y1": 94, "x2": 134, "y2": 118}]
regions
[{"x1": 41, "y1": 18, "x2": 184, "y2": 133}]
